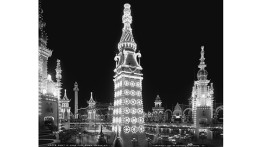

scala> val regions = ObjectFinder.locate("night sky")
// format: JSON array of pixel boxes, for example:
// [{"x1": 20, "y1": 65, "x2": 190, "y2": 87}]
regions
[{"x1": 40, "y1": 0, "x2": 223, "y2": 113}]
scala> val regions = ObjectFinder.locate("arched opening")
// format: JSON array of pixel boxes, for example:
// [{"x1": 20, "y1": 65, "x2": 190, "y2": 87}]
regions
[
  {"x1": 44, "y1": 116, "x2": 54, "y2": 130},
  {"x1": 217, "y1": 109, "x2": 223, "y2": 123},
  {"x1": 215, "y1": 106, "x2": 223, "y2": 123},
  {"x1": 165, "y1": 109, "x2": 172, "y2": 123},
  {"x1": 183, "y1": 108, "x2": 192, "y2": 123}
]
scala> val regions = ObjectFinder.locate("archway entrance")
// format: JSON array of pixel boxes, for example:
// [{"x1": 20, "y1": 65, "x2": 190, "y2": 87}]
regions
[
  {"x1": 44, "y1": 116, "x2": 54, "y2": 130},
  {"x1": 165, "y1": 109, "x2": 172, "y2": 123}
]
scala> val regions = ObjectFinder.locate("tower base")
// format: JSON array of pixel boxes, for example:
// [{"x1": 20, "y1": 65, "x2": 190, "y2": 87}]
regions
[{"x1": 120, "y1": 132, "x2": 147, "y2": 147}]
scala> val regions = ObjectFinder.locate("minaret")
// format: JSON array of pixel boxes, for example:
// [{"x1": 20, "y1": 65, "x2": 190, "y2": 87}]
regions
[
  {"x1": 191, "y1": 46, "x2": 214, "y2": 138},
  {"x1": 55, "y1": 59, "x2": 62, "y2": 130},
  {"x1": 113, "y1": 3, "x2": 145, "y2": 147},
  {"x1": 56, "y1": 59, "x2": 62, "y2": 99},
  {"x1": 73, "y1": 82, "x2": 79, "y2": 119}
]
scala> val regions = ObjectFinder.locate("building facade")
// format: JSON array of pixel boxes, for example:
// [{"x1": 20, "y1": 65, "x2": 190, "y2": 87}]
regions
[{"x1": 39, "y1": 6, "x2": 61, "y2": 130}]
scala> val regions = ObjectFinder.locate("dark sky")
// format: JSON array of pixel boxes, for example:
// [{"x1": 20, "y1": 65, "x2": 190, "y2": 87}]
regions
[{"x1": 41, "y1": 0, "x2": 223, "y2": 113}]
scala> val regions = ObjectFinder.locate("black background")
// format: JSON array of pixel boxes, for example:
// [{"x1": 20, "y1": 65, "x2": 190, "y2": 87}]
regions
[{"x1": 40, "y1": 0, "x2": 223, "y2": 112}]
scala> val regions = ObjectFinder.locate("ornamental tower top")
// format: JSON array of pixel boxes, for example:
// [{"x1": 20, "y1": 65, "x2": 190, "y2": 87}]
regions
[
  {"x1": 112, "y1": 4, "x2": 146, "y2": 147},
  {"x1": 118, "y1": 3, "x2": 137, "y2": 51},
  {"x1": 88, "y1": 92, "x2": 96, "y2": 108},
  {"x1": 114, "y1": 3, "x2": 142, "y2": 75},
  {"x1": 197, "y1": 46, "x2": 208, "y2": 81},
  {"x1": 154, "y1": 95, "x2": 162, "y2": 107}
]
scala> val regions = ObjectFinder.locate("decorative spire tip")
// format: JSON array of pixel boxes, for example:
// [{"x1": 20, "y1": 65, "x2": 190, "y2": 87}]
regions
[
  {"x1": 201, "y1": 46, "x2": 204, "y2": 51},
  {"x1": 124, "y1": 3, "x2": 131, "y2": 8}
]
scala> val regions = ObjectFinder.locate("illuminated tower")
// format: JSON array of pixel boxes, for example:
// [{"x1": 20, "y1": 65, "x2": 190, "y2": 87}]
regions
[
  {"x1": 55, "y1": 59, "x2": 62, "y2": 130},
  {"x1": 61, "y1": 89, "x2": 71, "y2": 120},
  {"x1": 73, "y1": 82, "x2": 79, "y2": 119},
  {"x1": 113, "y1": 3, "x2": 146, "y2": 147},
  {"x1": 87, "y1": 92, "x2": 96, "y2": 121},
  {"x1": 60, "y1": 89, "x2": 71, "y2": 129},
  {"x1": 191, "y1": 46, "x2": 214, "y2": 138},
  {"x1": 152, "y1": 95, "x2": 164, "y2": 113},
  {"x1": 152, "y1": 95, "x2": 164, "y2": 122}
]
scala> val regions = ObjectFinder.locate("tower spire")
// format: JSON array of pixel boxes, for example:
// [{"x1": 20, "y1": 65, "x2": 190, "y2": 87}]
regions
[
  {"x1": 63, "y1": 89, "x2": 68, "y2": 100},
  {"x1": 73, "y1": 82, "x2": 79, "y2": 119},
  {"x1": 118, "y1": 3, "x2": 137, "y2": 51},
  {"x1": 198, "y1": 46, "x2": 206, "y2": 69}
]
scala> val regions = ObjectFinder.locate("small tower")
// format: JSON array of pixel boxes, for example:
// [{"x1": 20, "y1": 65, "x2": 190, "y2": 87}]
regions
[
  {"x1": 87, "y1": 92, "x2": 96, "y2": 121},
  {"x1": 73, "y1": 82, "x2": 79, "y2": 119},
  {"x1": 191, "y1": 46, "x2": 214, "y2": 139},
  {"x1": 55, "y1": 59, "x2": 62, "y2": 99},
  {"x1": 152, "y1": 95, "x2": 164, "y2": 122},
  {"x1": 60, "y1": 89, "x2": 71, "y2": 129},
  {"x1": 55, "y1": 59, "x2": 63, "y2": 130}
]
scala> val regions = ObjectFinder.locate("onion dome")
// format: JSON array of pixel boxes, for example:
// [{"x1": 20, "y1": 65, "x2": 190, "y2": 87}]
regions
[
  {"x1": 197, "y1": 69, "x2": 208, "y2": 80},
  {"x1": 118, "y1": 3, "x2": 137, "y2": 51}
]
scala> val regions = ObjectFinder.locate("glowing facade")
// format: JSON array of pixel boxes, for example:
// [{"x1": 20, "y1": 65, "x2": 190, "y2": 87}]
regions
[
  {"x1": 191, "y1": 46, "x2": 214, "y2": 128},
  {"x1": 39, "y1": 5, "x2": 62, "y2": 129},
  {"x1": 112, "y1": 3, "x2": 146, "y2": 147}
]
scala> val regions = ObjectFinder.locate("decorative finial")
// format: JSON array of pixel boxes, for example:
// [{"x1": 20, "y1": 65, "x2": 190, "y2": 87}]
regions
[
  {"x1": 201, "y1": 46, "x2": 204, "y2": 51},
  {"x1": 198, "y1": 46, "x2": 206, "y2": 69},
  {"x1": 122, "y1": 3, "x2": 132, "y2": 27},
  {"x1": 73, "y1": 81, "x2": 79, "y2": 91},
  {"x1": 200, "y1": 46, "x2": 205, "y2": 62},
  {"x1": 56, "y1": 59, "x2": 62, "y2": 80},
  {"x1": 63, "y1": 89, "x2": 68, "y2": 100},
  {"x1": 118, "y1": 3, "x2": 137, "y2": 51}
]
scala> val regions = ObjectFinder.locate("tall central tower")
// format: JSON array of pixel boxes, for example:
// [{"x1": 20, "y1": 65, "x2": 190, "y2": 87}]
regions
[
  {"x1": 191, "y1": 46, "x2": 214, "y2": 138},
  {"x1": 112, "y1": 3, "x2": 146, "y2": 147}
]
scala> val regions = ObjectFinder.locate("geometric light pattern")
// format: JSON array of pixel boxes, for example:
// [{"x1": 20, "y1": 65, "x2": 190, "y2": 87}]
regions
[
  {"x1": 138, "y1": 117, "x2": 144, "y2": 124},
  {"x1": 138, "y1": 125, "x2": 144, "y2": 133},
  {"x1": 131, "y1": 117, "x2": 137, "y2": 124},
  {"x1": 137, "y1": 99, "x2": 142, "y2": 105},
  {"x1": 124, "y1": 117, "x2": 130, "y2": 124},
  {"x1": 131, "y1": 126, "x2": 137, "y2": 133},
  {"x1": 137, "y1": 108, "x2": 143, "y2": 114},
  {"x1": 131, "y1": 108, "x2": 136, "y2": 114},
  {"x1": 124, "y1": 107, "x2": 130, "y2": 114},
  {"x1": 130, "y1": 99, "x2": 136, "y2": 105},
  {"x1": 123, "y1": 126, "x2": 130, "y2": 133}
]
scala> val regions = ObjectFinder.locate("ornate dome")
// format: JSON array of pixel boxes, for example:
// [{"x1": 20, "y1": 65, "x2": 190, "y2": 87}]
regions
[{"x1": 197, "y1": 69, "x2": 208, "y2": 80}]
